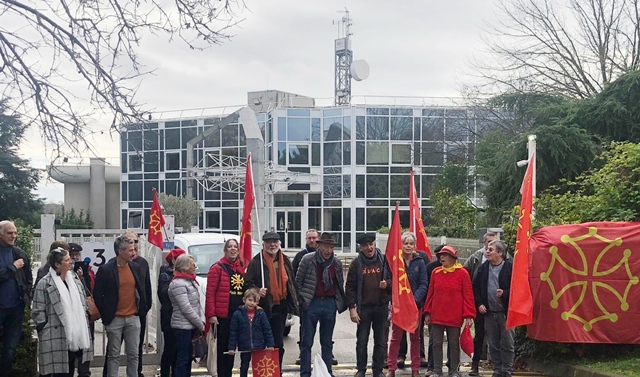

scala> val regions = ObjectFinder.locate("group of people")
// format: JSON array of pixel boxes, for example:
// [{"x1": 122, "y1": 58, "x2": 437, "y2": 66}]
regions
[{"x1": 0, "y1": 218, "x2": 516, "y2": 377}]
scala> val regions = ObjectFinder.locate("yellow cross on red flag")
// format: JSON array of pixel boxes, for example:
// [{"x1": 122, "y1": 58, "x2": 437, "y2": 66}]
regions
[
  {"x1": 148, "y1": 188, "x2": 165, "y2": 249},
  {"x1": 386, "y1": 202, "x2": 419, "y2": 332},
  {"x1": 507, "y1": 153, "x2": 535, "y2": 329},
  {"x1": 409, "y1": 170, "x2": 432, "y2": 260},
  {"x1": 239, "y1": 154, "x2": 255, "y2": 267}
]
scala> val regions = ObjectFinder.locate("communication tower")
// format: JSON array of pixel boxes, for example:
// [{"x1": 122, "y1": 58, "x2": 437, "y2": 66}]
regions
[{"x1": 333, "y1": 9, "x2": 369, "y2": 106}]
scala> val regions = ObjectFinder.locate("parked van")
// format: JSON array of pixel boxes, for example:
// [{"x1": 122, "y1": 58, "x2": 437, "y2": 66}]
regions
[{"x1": 173, "y1": 232, "x2": 295, "y2": 335}]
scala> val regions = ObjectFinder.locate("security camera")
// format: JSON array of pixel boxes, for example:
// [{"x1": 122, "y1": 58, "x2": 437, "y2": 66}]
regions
[{"x1": 516, "y1": 160, "x2": 529, "y2": 167}]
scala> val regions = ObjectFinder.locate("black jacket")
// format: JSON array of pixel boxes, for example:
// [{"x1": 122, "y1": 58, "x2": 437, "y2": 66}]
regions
[
  {"x1": 0, "y1": 245, "x2": 33, "y2": 305},
  {"x1": 94, "y1": 259, "x2": 148, "y2": 325},
  {"x1": 472, "y1": 259, "x2": 513, "y2": 315},
  {"x1": 132, "y1": 256, "x2": 153, "y2": 313},
  {"x1": 157, "y1": 264, "x2": 174, "y2": 332}
]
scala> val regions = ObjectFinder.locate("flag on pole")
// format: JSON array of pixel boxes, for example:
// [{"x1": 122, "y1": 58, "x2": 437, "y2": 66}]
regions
[
  {"x1": 148, "y1": 188, "x2": 165, "y2": 249},
  {"x1": 239, "y1": 154, "x2": 255, "y2": 267},
  {"x1": 409, "y1": 170, "x2": 432, "y2": 260},
  {"x1": 506, "y1": 153, "x2": 535, "y2": 329},
  {"x1": 386, "y1": 202, "x2": 420, "y2": 333}
]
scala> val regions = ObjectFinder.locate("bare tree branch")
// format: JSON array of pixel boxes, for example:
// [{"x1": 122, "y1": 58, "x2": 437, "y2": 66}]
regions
[
  {"x1": 0, "y1": 0, "x2": 245, "y2": 161},
  {"x1": 471, "y1": 0, "x2": 640, "y2": 98}
]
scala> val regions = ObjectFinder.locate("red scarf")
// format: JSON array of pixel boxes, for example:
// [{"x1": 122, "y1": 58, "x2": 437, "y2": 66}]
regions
[
  {"x1": 173, "y1": 271, "x2": 199, "y2": 285},
  {"x1": 220, "y1": 256, "x2": 245, "y2": 276}
]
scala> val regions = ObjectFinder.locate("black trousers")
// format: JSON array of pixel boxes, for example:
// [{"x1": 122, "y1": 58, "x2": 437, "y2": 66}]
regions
[
  {"x1": 355, "y1": 305, "x2": 388, "y2": 374},
  {"x1": 217, "y1": 317, "x2": 235, "y2": 377},
  {"x1": 399, "y1": 312, "x2": 426, "y2": 359},
  {"x1": 269, "y1": 305, "x2": 288, "y2": 374},
  {"x1": 160, "y1": 327, "x2": 177, "y2": 377},
  {"x1": 472, "y1": 313, "x2": 486, "y2": 364},
  {"x1": 239, "y1": 352, "x2": 251, "y2": 377}
]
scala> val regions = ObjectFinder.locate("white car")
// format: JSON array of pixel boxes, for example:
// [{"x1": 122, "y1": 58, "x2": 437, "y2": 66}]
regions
[{"x1": 173, "y1": 233, "x2": 296, "y2": 336}]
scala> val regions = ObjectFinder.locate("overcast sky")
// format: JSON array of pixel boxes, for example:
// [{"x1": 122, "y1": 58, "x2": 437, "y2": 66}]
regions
[{"x1": 26, "y1": 0, "x2": 499, "y2": 203}]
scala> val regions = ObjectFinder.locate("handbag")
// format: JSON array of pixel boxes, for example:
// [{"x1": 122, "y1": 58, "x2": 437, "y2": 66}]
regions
[
  {"x1": 206, "y1": 325, "x2": 218, "y2": 376},
  {"x1": 460, "y1": 320, "x2": 474, "y2": 357},
  {"x1": 192, "y1": 331, "x2": 208, "y2": 360},
  {"x1": 86, "y1": 295, "x2": 101, "y2": 322}
]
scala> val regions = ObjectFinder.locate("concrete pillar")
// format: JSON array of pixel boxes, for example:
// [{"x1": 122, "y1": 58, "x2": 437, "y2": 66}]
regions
[{"x1": 90, "y1": 158, "x2": 106, "y2": 228}]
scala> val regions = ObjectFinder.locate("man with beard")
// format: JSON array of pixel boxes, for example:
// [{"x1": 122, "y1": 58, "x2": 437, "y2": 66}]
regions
[
  {"x1": 245, "y1": 231, "x2": 299, "y2": 374},
  {"x1": 345, "y1": 233, "x2": 389, "y2": 377},
  {"x1": 295, "y1": 232, "x2": 347, "y2": 377},
  {"x1": 293, "y1": 229, "x2": 327, "y2": 366}
]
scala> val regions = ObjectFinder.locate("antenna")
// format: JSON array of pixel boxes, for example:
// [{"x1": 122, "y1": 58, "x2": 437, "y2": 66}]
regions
[{"x1": 333, "y1": 8, "x2": 369, "y2": 106}]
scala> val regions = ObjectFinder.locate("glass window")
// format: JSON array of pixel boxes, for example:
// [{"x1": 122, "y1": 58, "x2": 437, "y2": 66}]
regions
[
  {"x1": 356, "y1": 175, "x2": 365, "y2": 198},
  {"x1": 308, "y1": 208, "x2": 321, "y2": 230},
  {"x1": 287, "y1": 109, "x2": 310, "y2": 116},
  {"x1": 356, "y1": 142, "x2": 365, "y2": 165},
  {"x1": 343, "y1": 116, "x2": 351, "y2": 140},
  {"x1": 343, "y1": 142, "x2": 351, "y2": 165},
  {"x1": 144, "y1": 181, "x2": 158, "y2": 200},
  {"x1": 391, "y1": 108, "x2": 412, "y2": 116},
  {"x1": 422, "y1": 108, "x2": 444, "y2": 117},
  {"x1": 128, "y1": 181, "x2": 143, "y2": 201},
  {"x1": 121, "y1": 153, "x2": 128, "y2": 173},
  {"x1": 445, "y1": 108, "x2": 466, "y2": 118},
  {"x1": 414, "y1": 117, "x2": 421, "y2": 140},
  {"x1": 278, "y1": 143, "x2": 286, "y2": 165},
  {"x1": 356, "y1": 208, "x2": 365, "y2": 231},
  {"x1": 221, "y1": 209, "x2": 239, "y2": 232},
  {"x1": 274, "y1": 193, "x2": 304, "y2": 206},
  {"x1": 309, "y1": 194, "x2": 322, "y2": 207},
  {"x1": 311, "y1": 118, "x2": 321, "y2": 141},
  {"x1": 356, "y1": 116, "x2": 365, "y2": 140},
  {"x1": 312, "y1": 143, "x2": 320, "y2": 166},
  {"x1": 422, "y1": 142, "x2": 445, "y2": 166},
  {"x1": 366, "y1": 108, "x2": 389, "y2": 116},
  {"x1": 323, "y1": 175, "x2": 342, "y2": 199},
  {"x1": 221, "y1": 124, "x2": 239, "y2": 146},
  {"x1": 127, "y1": 210, "x2": 143, "y2": 229},
  {"x1": 144, "y1": 152, "x2": 158, "y2": 172},
  {"x1": 390, "y1": 117, "x2": 413, "y2": 140},
  {"x1": 277, "y1": 117, "x2": 286, "y2": 141},
  {"x1": 422, "y1": 118, "x2": 445, "y2": 141},
  {"x1": 288, "y1": 144, "x2": 309, "y2": 164},
  {"x1": 324, "y1": 117, "x2": 343, "y2": 142},
  {"x1": 204, "y1": 128, "x2": 221, "y2": 148},
  {"x1": 366, "y1": 175, "x2": 388, "y2": 198},
  {"x1": 181, "y1": 127, "x2": 198, "y2": 148},
  {"x1": 390, "y1": 174, "x2": 410, "y2": 198},
  {"x1": 129, "y1": 154, "x2": 143, "y2": 172},
  {"x1": 323, "y1": 108, "x2": 342, "y2": 117},
  {"x1": 143, "y1": 130, "x2": 159, "y2": 150},
  {"x1": 121, "y1": 182, "x2": 127, "y2": 201},
  {"x1": 366, "y1": 117, "x2": 389, "y2": 140},
  {"x1": 165, "y1": 128, "x2": 181, "y2": 149},
  {"x1": 446, "y1": 142, "x2": 468, "y2": 164},
  {"x1": 366, "y1": 208, "x2": 389, "y2": 231},
  {"x1": 421, "y1": 174, "x2": 436, "y2": 198},
  {"x1": 127, "y1": 131, "x2": 142, "y2": 151},
  {"x1": 287, "y1": 117, "x2": 310, "y2": 141},
  {"x1": 445, "y1": 118, "x2": 469, "y2": 142},
  {"x1": 165, "y1": 180, "x2": 180, "y2": 196},
  {"x1": 391, "y1": 144, "x2": 412, "y2": 164},
  {"x1": 205, "y1": 211, "x2": 220, "y2": 229},
  {"x1": 366, "y1": 142, "x2": 389, "y2": 164},
  {"x1": 324, "y1": 142, "x2": 342, "y2": 166},
  {"x1": 343, "y1": 175, "x2": 351, "y2": 197}
]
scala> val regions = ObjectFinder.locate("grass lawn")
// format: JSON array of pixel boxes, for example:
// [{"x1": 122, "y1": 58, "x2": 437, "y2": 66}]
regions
[{"x1": 580, "y1": 358, "x2": 640, "y2": 377}]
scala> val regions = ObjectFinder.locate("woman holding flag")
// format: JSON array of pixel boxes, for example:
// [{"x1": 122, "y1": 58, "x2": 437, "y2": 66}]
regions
[
  {"x1": 386, "y1": 232, "x2": 428, "y2": 377},
  {"x1": 424, "y1": 245, "x2": 475, "y2": 377}
]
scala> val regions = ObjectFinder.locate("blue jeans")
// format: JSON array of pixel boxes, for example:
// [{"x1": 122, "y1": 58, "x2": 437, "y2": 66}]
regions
[
  {"x1": 0, "y1": 303, "x2": 25, "y2": 376},
  {"x1": 300, "y1": 297, "x2": 337, "y2": 377},
  {"x1": 175, "y1": 329, "x2": 195, "y2": 377},
  {"x1": 485, "y1": 312, "x2": 515, "y2": 375}
]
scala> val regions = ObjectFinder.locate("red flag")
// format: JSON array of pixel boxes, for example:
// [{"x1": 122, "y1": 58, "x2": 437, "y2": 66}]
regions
[
  {"x1": 148, "y1": 188, "x2": 165, "y2": 249},
  {"x1": 251, "y1": 348, "x2": 280, "y2": 377},
  {"x1": 409, "y1": 170, "x2": 432, "y2": 259},
  {"x1": 239, "y1": 154, "x2": 255, "y2": 267},
  {"x1": 386, "y1": 203, "x2": 420, "y2": 333},
  {"x1": 506, "y1": 153, "x2": 535, "y2": 329},
  {"x1": 527, "y1": 222, "x2": 640, "y2": 343}
]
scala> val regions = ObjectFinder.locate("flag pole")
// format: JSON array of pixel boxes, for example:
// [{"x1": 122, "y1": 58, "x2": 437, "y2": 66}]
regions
[
  {"x1": 153, "y1": 187, "x2": 169, "y2": 250},
  {"x1": 246, "y1": 154, "x2": 265, "y2": 288}
]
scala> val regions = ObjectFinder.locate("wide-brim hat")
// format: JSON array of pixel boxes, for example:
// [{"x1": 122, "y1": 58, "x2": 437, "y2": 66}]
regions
[
  {"x1": 317, "y1": 232, "x2": 338, "y2": 246},
  {"x1": 262, "y1": 231, "x2": 281, "y2": 241},
  {"x1": 435, "y1": 245, "x2": 458, "y2": 259},
  {"x1": 356, "y1": 233, "x2": 376, "y2": 244}
]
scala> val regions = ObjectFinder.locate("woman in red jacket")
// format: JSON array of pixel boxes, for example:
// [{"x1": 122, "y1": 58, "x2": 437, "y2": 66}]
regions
[
  {"x1": 424, "y1": 246, "x2": 475, "y2": 377},
  {"x1": 205, "y1": 239, "x2": 245, "y2": 377}
]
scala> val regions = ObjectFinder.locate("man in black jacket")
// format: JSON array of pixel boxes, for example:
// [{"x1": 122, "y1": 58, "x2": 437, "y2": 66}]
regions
[
  {"x1": 292, "y1": 229, "x2": 319, "y2": 366},
  {"x1": 158, "y1": 247, "x2": 185, "y2": 377},
  {"x1": 94, "y1": 235, "x2": 148, "y2": 377},
  {"x1": 0, "y1": 220, "x2": 32, "y2": 377},
  {"x1": 472, "y1": 240, "x2": 514, "y2": 377}
]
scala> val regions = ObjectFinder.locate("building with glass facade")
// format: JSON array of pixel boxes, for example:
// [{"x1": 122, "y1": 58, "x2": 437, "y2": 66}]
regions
[{"x1": 120, "y1": 91, "x2": 489, "y2": 252}]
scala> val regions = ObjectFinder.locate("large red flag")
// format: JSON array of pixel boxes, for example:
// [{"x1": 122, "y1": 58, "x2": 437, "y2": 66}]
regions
[
  {"x1": 506, "y1": 153, "x2": 535, "y2": 329},
  {"x1": 148, "y1": 188, "x2": 165, "y2": 249},
  {"x1": 239, "y1": 154, "x2": 255, "y2": 267},
  {"x1": 386, "y1": 202, "x2": 420, "y2": 333},
  {"x1": 251, "y1": 348, "x2": 280, "y2": 377},
  {"x1": 409, "y1": 170, "x2": 432, "y2": 260}
]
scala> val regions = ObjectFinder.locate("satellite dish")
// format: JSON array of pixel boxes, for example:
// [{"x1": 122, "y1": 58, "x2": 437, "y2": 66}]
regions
[{"x1": 350, "y1": 59, "x2": 370, "y2": 81}]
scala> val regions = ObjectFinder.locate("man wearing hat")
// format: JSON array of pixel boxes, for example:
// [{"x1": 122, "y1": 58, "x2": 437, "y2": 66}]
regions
[
  {"x1": 157, "y1": 247, "x2": 185, "y2": 377},
  {"x1": 245, "y1": 231, "x2": 299, "y2": 373},
  {"x1": 345, "y1": 233, "x2": 389, "y2": 377},
  {"x1": 295, "y1": 232, "x2": 347, "y2": 377}
]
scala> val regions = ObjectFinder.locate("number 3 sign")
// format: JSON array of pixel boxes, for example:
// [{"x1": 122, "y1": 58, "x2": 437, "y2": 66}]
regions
[{"x1": 81, "y1": 242, "x2": 116, "y2": 269}]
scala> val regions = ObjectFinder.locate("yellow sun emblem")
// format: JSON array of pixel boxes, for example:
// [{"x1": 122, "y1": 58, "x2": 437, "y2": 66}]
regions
[
  {"x1": 231, "y1": 273, "x2": 244, "y2": 291},
  {"x1": 254, "y1": 355, "x2": 278, "y2": 377}
]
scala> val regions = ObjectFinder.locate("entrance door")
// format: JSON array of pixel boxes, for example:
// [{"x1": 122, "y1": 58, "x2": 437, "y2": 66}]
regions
[{"x1": 276, "y1": 210, "x2": 302, "y2": 250}]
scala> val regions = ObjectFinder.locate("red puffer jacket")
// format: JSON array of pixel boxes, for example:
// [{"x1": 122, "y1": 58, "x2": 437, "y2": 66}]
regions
[{"x1": 205, "y1": 257, "x2": 244, "y2": 319}]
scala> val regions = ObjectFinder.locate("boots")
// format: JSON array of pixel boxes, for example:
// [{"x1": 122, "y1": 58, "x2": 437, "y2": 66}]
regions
[{"x1": 468, "y1": 361, "x2": 480, "y2": 376}]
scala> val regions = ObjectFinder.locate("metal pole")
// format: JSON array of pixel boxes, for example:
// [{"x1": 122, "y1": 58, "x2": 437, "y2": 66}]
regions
[{"x1": 527, "y1": 135, "x2": 537, "y2": 198}]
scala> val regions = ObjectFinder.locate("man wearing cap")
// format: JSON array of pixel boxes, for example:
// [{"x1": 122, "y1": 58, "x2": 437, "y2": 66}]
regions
[
  {"x1": 345, "y1": 233, "x2": 389, "y2": 377},
  {"x1": 158, "y1": 247, "x2": 186, "y2": 377},
  {"x1": 295, "y1": 232, "x2": 347, "y2": 377},
  {"x1": 464, "y1": 232, "x2": 497, "y2": 376},
  {"x1": 245, "y1": 231, "x2": 299, "y2": 372},
  {"x1": 472, "y1": 240, "x2": 514, "y2": 377}
]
